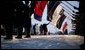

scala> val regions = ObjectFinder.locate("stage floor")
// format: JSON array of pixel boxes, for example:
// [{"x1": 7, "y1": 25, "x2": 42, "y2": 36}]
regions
[{"x1": 1, "y1": 35, "x2": 84, "y2": 49}]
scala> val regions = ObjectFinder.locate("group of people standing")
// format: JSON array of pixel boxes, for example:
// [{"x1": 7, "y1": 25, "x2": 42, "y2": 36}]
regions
[
  {"x1": 1, "y1": 1, "x2": 49, "y2": 40},
  {"x1": 1, "y1": 1, "x2": 35, "y2": 40}
]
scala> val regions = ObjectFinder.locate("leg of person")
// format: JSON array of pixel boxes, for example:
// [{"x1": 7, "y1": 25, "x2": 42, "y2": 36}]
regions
[
  {"x1": 24, "y1": 18, "x2": 31, "y2": 38},
  {"x1": 4, "y1": 23, "x2": 13, "y2": 40},
  {"x1": 15, "y1": 24, "x2": 23, "y2": 39},
  {"x1": 24, "y1": 27, "x2": 31, "y2": 38},
  {"x1": 43, "y1": 30, "x2": 46, "y2": 35},
  {"x1": 15, "y1": 17, "x2": 23, "y2": 39},
  {"x1": 34, "y1": 28, "x2": 36, "y2": 35},
  {"x1": 15, "y1": 14, "x2": 23, "y2": 39},
  {"x1": 33, "y1": 25, "x2": 36, "y2": 35}
]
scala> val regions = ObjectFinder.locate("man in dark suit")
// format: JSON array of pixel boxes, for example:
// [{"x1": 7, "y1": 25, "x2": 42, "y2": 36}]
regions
[{"x1": 15, "y1": 1, "x2": 35, "y2": 38}]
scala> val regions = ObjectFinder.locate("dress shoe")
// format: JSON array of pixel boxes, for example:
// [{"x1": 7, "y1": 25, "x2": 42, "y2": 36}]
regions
[{"x1": 15, "y1": 36, "x2": 22, "y2": 39}]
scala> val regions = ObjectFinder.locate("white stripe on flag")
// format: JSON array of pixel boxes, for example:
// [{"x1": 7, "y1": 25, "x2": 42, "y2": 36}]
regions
[{"x1": 51, "y1": 4, "x2": 63, "y2": 26}]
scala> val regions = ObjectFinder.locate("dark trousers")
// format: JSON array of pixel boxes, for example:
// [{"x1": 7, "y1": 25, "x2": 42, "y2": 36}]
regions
[
  {"x1": 16, "y1": 15, "x2": 23, "y2": 38},
  {"x1": 16, "y1": 24, "x2": 23, "y2": 38},
  {"x1": 24, "y1": 17, "x2": 31, "y2": 37},
  {"x1": 5, "y1": 23, "x2": 13, "y2": 39},
  {"x1": 34, "y1": 29, "x2": 36, "y2": 35}
]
